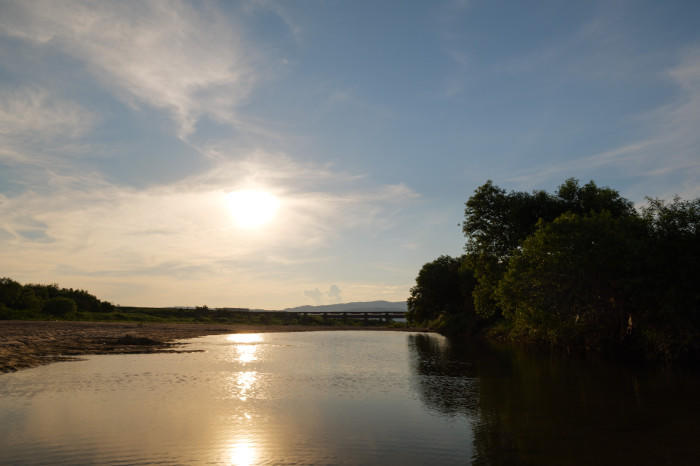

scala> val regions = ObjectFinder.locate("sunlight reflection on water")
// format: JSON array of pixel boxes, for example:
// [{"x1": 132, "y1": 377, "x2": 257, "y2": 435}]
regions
[
  {"x1": 227, "y1": 333, "x2": 263, "y2": 364},
  {"x1": 235, "y1": 344, "x2": 258, "y2": 363},
  {"x1": 10, "y1": 331, "x2": 696, "y2": 465},
  {"x1": 227, "y1": 439, "x2": 257, "y2": 466},
  {"x1": 0, "y1": 332, "x2": 475, "y2": 465},
  {"x1": 0, "y1": 331, "x2": 700, "y2": 466},
  {"x1": 226, "y1": 333, "x2": 263, "y2": 344},
  {"x1": 234, "y1": 371, "x2": 257, "y2": 401}
]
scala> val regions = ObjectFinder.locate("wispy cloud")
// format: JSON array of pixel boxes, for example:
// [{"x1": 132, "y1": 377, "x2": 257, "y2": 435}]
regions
[
  {"x1": 505, "y1": 47, "x2": 700, "y2": 201},
  {"x1": 0, "y1": 0, "x2": 424, "y2": 307},
  {"x1": 0, "y1": 0, "x2": 256, "y2": 138},
  {"x1": 0, "y1": 87, "x2": 94, "y2": 140},
  {"x1": 505, "y1": 141, "x2": 655, "y2": 186},
  {"x1": 248, "y1": 0, "x2": 303, "y2": 42},
  {"x1": 0, "y1": 87, "x2": 95, "y2": 166},
  {"x1": 0, "y1": 152, "x2": 420, "y2": 307}
]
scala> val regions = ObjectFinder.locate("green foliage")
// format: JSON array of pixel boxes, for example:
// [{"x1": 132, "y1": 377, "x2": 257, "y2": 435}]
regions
[
  {"x1": 464, "y1": 253, "x2": 504, "y2": 321},
  {"x1": 0, "y1": 303, "x2": 32, "y2": 320},
  {"x1": 0, "y1": 278, "x2": 114, "y2": 319},
  {"x1": 637, "y1": 197, "x2": 700, "y2": 360},
  {"x1": 407, "y1": 255, "x2": 478, "y2": 333},
  {"x1": 43, "y1": 296, "x2": 78, "y2": 316},
  {"x1": 556, "y1": 178, "x2": 635, "y2": 218},
  {"x1": 462, "y1": 178, "x2": 636, "y2": 259},
  {"x1": 496, "y1": 211, "x2": 646, "y2": 349},
  {"x1": 409, "y1": 177, "x2": 700, "y2": 361},
  {"x1": 16, "y1": 287, "x2": 41, "y2": 311},
  {"x1": 462, "y1": 181, "x2": 511, "y2": 258},
  {"x1": 0, "y1": 278, "x2": 23, "y2": 308},
  {"x1": 462, "y1": 179, "x2": 638, "y2": 329},
  {"x1": 0, "y1": 278, "x2": 402, "y2": 328}
]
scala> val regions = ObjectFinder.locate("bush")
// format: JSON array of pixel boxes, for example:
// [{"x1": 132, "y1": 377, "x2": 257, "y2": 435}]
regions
[
  {"x1": 496, "y1": 211, "x2": 646, "y2": 350},
  {"x1": 42, "y1": 297, "x2": 77, "y2": 317}
]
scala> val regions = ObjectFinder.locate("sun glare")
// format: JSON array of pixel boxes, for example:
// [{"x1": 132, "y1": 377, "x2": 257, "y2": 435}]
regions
[
  {"x1": 226, "y1": 190, "x2": 280, "y2": 229},
  {"x1": 228, "y1": 439, "x2": 257, "y2": 466},
  {"x1": 227, "y1": 334, "x2": 263, "y2": 344}
]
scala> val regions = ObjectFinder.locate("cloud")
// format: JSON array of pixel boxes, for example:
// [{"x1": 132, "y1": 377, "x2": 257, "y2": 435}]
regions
[
  {"x1": 303, "y1": 288, "x2": 322, "y2": 305},
  {"x1": 0, "y1": 2, "x2": 427, "y2": 308},
  {"x1": 0, "y1": 0, "x2": 256, "y2": 138},
  {"x1": 504, "y1": 48, "x2": 700, "y2": 201},
  {"x1": 0, "y1": 151, "x2": 421, "y2": 306},
  {"x1": 327, "y1": 284, "x2": 342, "y2": 302},
  {"x1": 248, "y1": 0, "x2": 303, "y2": 42},
  {"x1": 301, "y1": 285, "x2": 342, "y2": 305},
  {"x1": 0, "y1": 87, "x2": 94, "y2": 140},
  {"x1": 0, "y1": 87, "x2": 96, "y2": 166},
  {"x1": 505, "y1": 141, "x2": 654, "y2": 186}
]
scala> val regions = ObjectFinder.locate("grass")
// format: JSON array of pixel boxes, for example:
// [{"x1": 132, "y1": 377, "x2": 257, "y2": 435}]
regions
[{"x1": 0, "y1": 305, "x2": 407, "y2": 328}]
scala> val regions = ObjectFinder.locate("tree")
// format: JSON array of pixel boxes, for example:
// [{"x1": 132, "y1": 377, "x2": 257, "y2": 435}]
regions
[
  {"x1": 638, "y1": 196, "x2": 700, "y2": 359},
  {"x1": 463, "y1": 181, "x2": 511, "y2": 258},
  {"x1": 464, "y1": 179, "x2": 636, "y2": 261},
  {"x1": 462, "y1": 182, "x2": 560, "y2": 320},
  {"x1": 557, "y1": 178, "x2": 635, "y2": 218},
  {"x1": 0, "y1": 278, "x2": 117, "y2": 319},
  {"x1": 16, "y1": 287, "x2": 41, "y2": 311},
  {"x1": 462, "y1": 179, "x2": 636, "y2": 323},
  {"x1": 463, "y1": 181, "x2": 565, "y2": 260},
  {"x1": 42, "y1": 297, "x2": 77, "y2": 317},
  {"x1": 464, "y1": 252, "x2": 504, "y2": 321},
  {"x1": 0, "y1": 278, "x2": 22, "y2": 307},
  {"x1": 407, "y1": 255, "x2": 477, "y2": 332},
  {"x1": 495, "y1": 211, "x2": 646, "y2": 349}
]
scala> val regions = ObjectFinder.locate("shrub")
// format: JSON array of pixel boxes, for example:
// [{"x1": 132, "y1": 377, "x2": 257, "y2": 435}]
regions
[{"x1": 42, "y1": 297, "x2": 77, "y2": 317}]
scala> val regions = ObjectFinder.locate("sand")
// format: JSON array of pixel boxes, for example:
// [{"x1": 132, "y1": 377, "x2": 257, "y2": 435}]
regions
[{"x1": 0, "y1": 320, "x2": 422, "y2": 373}]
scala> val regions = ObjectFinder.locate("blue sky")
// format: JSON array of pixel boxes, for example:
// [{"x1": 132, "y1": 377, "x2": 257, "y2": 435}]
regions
[{"x1": 1, "y1": 0, "x2": 698, "y2": 308}]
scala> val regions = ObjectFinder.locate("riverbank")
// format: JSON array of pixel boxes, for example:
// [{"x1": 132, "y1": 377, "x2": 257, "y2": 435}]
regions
[{"x1": 0, "y1": 320, "x2": 429, "y2": 373}]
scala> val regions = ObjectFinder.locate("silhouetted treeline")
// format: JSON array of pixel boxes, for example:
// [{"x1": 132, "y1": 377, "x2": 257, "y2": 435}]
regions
[
  {"x1": 0, "y1": 279, "x2": 404, "y2": 327},
  {"x1": 0, "y1": 278, "x2": 115, "y2": 318},
  {"x1": 407, "y1": 178, "x2": 699, "y2": 361}
]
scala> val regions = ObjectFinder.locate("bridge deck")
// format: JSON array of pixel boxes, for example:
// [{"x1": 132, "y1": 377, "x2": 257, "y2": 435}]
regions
[{"x1": 244, "y1": 310, "x2": 406, "y2": 320}]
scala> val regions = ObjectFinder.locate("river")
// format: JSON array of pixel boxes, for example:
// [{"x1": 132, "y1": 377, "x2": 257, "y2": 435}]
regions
[{"x1": 1, "y1": 331, "x2": 698, "y2": 465}]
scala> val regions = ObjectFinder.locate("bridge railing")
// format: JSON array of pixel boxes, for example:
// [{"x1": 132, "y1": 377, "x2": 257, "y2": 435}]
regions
[
  {"x1": 240, "y1": 310, "x2": 406, "y2": 321},
  {"x1": 295, "y1": 311, "x2": 405, "y2": 320}
]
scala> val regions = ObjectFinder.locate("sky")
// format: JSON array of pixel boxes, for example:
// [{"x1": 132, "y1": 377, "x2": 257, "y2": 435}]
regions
[{"x1": 1, "y1": 0, "x2": 698, "y2": 309}]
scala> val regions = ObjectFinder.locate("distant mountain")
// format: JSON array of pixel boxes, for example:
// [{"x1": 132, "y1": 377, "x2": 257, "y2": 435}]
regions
[{"x1": 281, "y1": 300, "x2": 406, "y2": 313}]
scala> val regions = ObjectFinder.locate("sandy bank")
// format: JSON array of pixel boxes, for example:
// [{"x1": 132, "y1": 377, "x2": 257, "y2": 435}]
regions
[{"x1": 0, "y1": 320, "x2": 426, "y2": 373}]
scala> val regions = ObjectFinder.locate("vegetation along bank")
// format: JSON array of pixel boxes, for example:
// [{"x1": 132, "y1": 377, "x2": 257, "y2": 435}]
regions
[{"x1": 407, "y1": 178, "x2": 699, "y2": 362}]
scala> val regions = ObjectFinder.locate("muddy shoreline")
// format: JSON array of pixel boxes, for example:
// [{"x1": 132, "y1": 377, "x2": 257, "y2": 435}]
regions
[{"x1": 0, "y1": 320, "x2": 427, "y2": 373}]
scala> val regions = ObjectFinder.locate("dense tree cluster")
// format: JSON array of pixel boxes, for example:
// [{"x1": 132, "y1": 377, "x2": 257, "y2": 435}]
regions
[
  {"x1": 407, "y1": 255, "x2": 477, "y2": 331},
  {"x1": 0, "y1": 278, "x2": 115, "y2": 319},
  {"x1": 408, "y1": 178, "x2": 699, "y2": 361}
]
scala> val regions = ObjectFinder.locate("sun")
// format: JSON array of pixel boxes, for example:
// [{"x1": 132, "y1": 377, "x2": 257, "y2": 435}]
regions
[{"x1": 226, "y1": 190, "x2": 280, "y2": 229}]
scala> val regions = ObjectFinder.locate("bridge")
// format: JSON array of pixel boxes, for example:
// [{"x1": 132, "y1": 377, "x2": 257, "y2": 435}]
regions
[
  {"x1": 291, "y1": 310, "x2": 405, "y2": 321},
  {"x1": 242, "y1": 310, "x2": 406, "y2": 322}
]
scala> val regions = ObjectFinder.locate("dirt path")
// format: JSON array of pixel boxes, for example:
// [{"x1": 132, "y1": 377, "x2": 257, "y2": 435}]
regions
[{"x1": 0, "y1": 320, "x2": 426, "y2": 373}]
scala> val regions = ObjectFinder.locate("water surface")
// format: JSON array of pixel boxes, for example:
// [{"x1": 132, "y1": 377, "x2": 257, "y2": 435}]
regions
[{"x1": 1, "y1": 331, "x2": 698, "y2": 465}]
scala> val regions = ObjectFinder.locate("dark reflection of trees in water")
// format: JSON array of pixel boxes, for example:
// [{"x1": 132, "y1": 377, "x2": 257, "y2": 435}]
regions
[
  {"x1": 408, "y1": 333, "x2": 478, "y2": 416},
  {"x1": 408, "y1": 333, "x2": 523, "y2": 465},
  {"x1": 408, "y1": 333, "x2": 700, "y2": 466}
]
